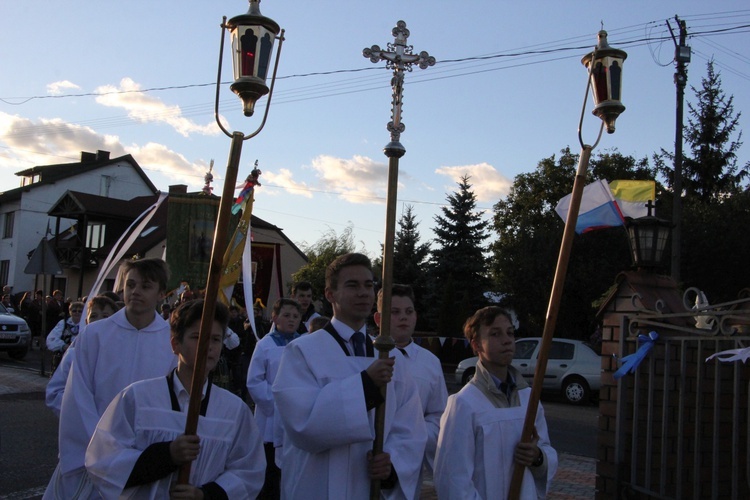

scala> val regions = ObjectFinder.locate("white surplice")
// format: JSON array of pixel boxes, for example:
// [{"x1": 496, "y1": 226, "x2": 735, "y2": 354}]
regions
[
  {"x1": 246, "y1": 333, "x2": 291, "y2": 444},
  {"x1": 434, "y1": 366, "x2": 557, "y2": 499},
  {"x1": 272, "y1": 326, "x2": 427, "y2": 499},
  {"x1": 400, "y1": 341, "x2": 448, "y2": 472},
  {"x1": 45, "y1": 308, "x2": 176, "y2": 499},
  {"x1": 85, "y1": 375, "x2": 265, "y2": 499}
]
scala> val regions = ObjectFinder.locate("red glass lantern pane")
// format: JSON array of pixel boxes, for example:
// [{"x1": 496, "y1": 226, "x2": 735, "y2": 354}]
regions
[{"x1": 240, "y1": 30, "x2": 259, "y2": 77}]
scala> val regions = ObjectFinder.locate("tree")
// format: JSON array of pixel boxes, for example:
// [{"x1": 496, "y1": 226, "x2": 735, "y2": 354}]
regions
[
  {"x1": 491, "y1": 148, "x2": 656, "y2": 338},
  {"x1": 291, "y1": 225, "x2": 356, "y2": 317},
  {"x1": 429, "y1": 175, "x2": 490, "y2": 336},
  {"x1": 656, "y1": 59, "x2": 749, "y2": 203},
  {"x1": 654, "y1": 60, "x2": 750, "y2": 297},
  {"x1": 392, "y1": 205, "x2": 430, "y2": 330}
]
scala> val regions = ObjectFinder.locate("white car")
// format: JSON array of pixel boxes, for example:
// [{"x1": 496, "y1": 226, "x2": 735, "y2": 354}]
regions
[
  {"x1": 0, "y1": 303, "x2": 32, "y2": 360},
  {"x1": 455, "y1": 337, "x2": 602, "y2": 405}
]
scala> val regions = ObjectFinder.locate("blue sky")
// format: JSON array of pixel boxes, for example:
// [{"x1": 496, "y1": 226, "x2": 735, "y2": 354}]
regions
[{"x1": 2, "y1": 1, "x2": 749, "y2": 258}]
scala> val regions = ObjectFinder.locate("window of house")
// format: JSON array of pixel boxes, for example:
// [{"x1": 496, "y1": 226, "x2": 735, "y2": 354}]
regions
[
  {"x1": 21, "y1": 174, "x2": 40, "y2": 187},
  {"x1": 0, "y1": 260, "x2": 9, "y2": 289},
  {"x1": 3, "y1": 212, "x2": 15, "y2": 239},
  {"x1": 87, "y1": 222, "x2": 106, "y2": 249}
]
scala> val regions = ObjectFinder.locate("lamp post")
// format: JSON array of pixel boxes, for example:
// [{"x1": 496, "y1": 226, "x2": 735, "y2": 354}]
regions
[
  {"x1": 508, "y1": 30, "x2": 627, "y2": 499},
  {"x1": 363, "y1": 20, "x2": 434, "y2": 499},
  {"x1": 178, "y1": 0, "x2": 284, "y2": 485}
]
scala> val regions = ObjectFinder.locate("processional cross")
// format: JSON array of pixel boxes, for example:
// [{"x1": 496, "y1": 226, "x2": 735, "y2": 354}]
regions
[{"x1": 362, "y1": 20, "x2": 434, "y2": 500}]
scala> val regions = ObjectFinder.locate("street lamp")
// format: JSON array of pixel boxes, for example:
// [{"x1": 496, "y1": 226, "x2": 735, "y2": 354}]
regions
[
  {"x1": 509, "y1": 29, "x2": 627, "y2": 499},
  {"x1": 628, "y1": 209, "x2": 671, "y2": 270},
  {"x1": 179, "y1": 0, "x2": 284, "y2": 485}
]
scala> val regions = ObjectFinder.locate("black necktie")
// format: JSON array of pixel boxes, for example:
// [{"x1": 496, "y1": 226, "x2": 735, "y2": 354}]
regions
[{"x1": 352, "y1": 331, "x2": 366, "y2": 357}]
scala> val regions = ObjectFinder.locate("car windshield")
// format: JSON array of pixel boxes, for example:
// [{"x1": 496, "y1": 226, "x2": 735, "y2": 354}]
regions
[{"x1": 0, "y1": 302, "x2": 8, "y2": 314}]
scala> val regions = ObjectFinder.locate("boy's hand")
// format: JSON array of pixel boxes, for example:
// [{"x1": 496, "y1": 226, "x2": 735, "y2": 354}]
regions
[
  {"x1": 365, "y1": 357, "x2": 395, "y2": 387},
  {"x1": 170, "y1": 434, "x2": 200, "y2": 464},
  {"x1": 514, "y1": 427, "x2": 541, "y2": 467},
  {"x1": 367, "y1": 450, "x2": 393, "y2": 480},
  {"x1": 170, "y1": 483, "x2": 204, "y2": 499}
]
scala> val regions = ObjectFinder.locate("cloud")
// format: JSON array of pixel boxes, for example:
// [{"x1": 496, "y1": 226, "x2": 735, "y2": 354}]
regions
[
  {"x1": 124, "y1": 142, "x2": 208, "y2": 189},
  {"x1": 94, "y1": 78, "x2": 218, "y2": 138},
  {"x1": 0, "y1": 112, "x2": 123, "y2": 179},
  {"x1": 0, "y1": 112, "x2": 208, "y2": 194},
  {"x1": 47, "y1": 80, "x2": 81, "y2": 95},
  {"x1": 262, "y1": 168, "x2": 314, "y2": 198},
  {"x1": 309, "y1": 155, "x2": 388, "y2": 204},
  {"x1": 434, "y1": 162, "x2": 512, "y2": 203}
]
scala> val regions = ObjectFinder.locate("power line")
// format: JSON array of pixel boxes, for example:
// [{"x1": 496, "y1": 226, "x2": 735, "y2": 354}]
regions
[{"x1": 3, "y1": 21, "x2": 749, "y2": 105}]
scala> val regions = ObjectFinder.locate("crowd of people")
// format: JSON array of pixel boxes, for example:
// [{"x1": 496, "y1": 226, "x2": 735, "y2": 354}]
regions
[{"x1": 27, "y1": 253, "x2": 557, "y2": 499}]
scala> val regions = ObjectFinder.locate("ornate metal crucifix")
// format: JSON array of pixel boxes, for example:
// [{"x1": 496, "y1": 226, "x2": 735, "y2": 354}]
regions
[{"x1": 362, "y1": 20, "x2": 434, "y2": 500}]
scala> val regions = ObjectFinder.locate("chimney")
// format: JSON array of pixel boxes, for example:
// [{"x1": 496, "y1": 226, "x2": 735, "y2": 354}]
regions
[
  {"x1": 95, "y1": 150, "x2": 110, "y2": 161},
  {"x1": 80, "y1": 151, "x2": 96, "y2": 163},
  {"x1": 169, "y1": 184, "x2": 188, "y2": 194}
]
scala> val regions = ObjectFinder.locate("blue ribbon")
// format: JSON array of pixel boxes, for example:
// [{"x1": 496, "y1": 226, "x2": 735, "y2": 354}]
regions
[{"x1": 613, "y1": 331, "x2": 659, "y2": 380}]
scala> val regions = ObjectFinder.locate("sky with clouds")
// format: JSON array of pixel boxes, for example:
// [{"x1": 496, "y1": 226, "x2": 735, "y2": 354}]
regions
[{"x1": 2, "y1": 1, "x2": 749, "y2": 258}]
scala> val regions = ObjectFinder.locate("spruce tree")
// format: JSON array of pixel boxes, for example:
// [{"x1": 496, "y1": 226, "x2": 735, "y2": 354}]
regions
[
  {"x1": 657, "y1": 59, "x2": 749, "y2": 202},
  {"x1": 392, "y1": 205, "x2": 430, "y2": 330},
  {"x1": 429, "y1": 175, "x2": 490, "y2": 336}
]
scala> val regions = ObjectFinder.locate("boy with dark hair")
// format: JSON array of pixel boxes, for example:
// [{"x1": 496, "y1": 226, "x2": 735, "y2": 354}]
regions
[
  {"x1": 273, "y1": 253, "x2": 427, "y2": 499},
  {"x1": 44, "y1": 258, "x2": 177, "y2": 499},
  {"x1": 374, "y1": 284, "x2": 447, "y2": 485},
  {"x1": 434, "y1": 306, "x2": 557, "y2": 498},
  {"x1": 291, "y1": 281, "x2": 321, "y2": 334},
  {"x1": 85, "y1": 300, "x2": 265, "y2": 499},
  {"x1": 247, "y1": 297, "x2": 303, "y2": 499}
]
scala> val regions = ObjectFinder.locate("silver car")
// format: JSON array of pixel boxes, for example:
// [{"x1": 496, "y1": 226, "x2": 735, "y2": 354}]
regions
[
  {"x1": 455, "y1": 337, "x2": 601, "y2": 405},
  {"x1": 0, "y1": 302, "x2": 32, "y2": 360}
]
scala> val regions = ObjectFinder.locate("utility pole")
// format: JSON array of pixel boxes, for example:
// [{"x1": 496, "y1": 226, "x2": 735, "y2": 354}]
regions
[{"x1": 668, "y1": 16, "x2": 690, "y2": 282}]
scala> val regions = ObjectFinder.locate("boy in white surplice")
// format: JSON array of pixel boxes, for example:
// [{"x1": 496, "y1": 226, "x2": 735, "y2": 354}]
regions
[
  {"x1": 86, "y1": 299, "x2": 266, "y2": 499},
  {"x1": 272, "y1": 253, "x2": 427, "y2": 499},
  {"x1": 434, "y1": 306, "x2": 558, "y2": 499}
]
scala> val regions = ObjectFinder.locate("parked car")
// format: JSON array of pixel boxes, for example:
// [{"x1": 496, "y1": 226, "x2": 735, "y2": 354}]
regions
[
  {"x1": 0, "y1": 302, "x2": 32, "y2": 360},
  {"x1": 454, "y1": 337, "x2": 602, "y2": 405}
]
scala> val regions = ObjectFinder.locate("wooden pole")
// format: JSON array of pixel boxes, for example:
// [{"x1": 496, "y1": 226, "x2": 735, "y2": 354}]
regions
[
  {"x1": 177, "y1": 131, "x2": 244, "y2": 484},
  {"x1": 508, "y1": 146, "x2": 592, "y2": 499}
]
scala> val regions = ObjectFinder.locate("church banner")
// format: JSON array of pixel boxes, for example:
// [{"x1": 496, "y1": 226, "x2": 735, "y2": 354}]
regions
[{"x1": 166, "y1": 194, "x2": 227, "y2": 292}]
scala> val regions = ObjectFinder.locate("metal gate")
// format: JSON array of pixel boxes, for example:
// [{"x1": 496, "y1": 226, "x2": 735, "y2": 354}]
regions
[{"x1": 615, "y1": 292, "x2": 750, "y2": 499}]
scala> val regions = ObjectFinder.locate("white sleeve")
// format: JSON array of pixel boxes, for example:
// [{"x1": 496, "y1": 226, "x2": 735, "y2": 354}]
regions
[
  {"x1": 85, "y1": 386, "x2": 141, "y2": 498},
  {"x1": 212, "y1": 402, "x2": 267, "y2": 499},
  {"x1": 423, "y1": 361, "x2": 449, "y2": 471},
  {"x1": 58, "y1": 328, "x2": 104, "y2": 473},
  {"x1": 272, "y1": 342, "x2": 372, "y2": 454},
  {"x1": 224, "y1": 328, "x2": 240, "y2": 350},
  {"x1": 46, "y1": 320, "x2": 67, "y2": 351},
  {"x1": 46, "y1": 347, "x2": 75, "y2": 417},
  {"x1": 246, "y1": 341, "x2": 274, "y2": 417}
]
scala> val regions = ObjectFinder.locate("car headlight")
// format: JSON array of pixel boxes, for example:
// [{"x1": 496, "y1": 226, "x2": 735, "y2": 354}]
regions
[{"x1": 19, "y1": 324, "x2": 30, "y2": 333}]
